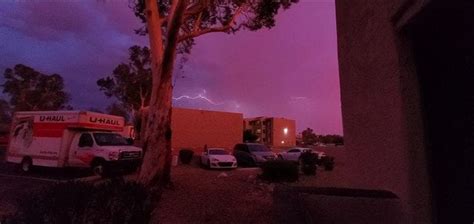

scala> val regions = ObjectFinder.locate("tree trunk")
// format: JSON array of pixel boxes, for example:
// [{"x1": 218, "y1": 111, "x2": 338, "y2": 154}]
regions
[
  {"x1": 138, "y1": 81, "x2": 173, "y2": 189},
  {"x1": 135, "y1": 107, "x2": 149, "y2": 143},
  {"x1": 139, "y1": 0, "x2": 187, "y2": 191}
]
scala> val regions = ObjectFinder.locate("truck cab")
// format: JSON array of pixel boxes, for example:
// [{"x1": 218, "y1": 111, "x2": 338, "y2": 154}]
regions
[{"x1": 68, "y1": 131, "x2": 142, "y2": 176}]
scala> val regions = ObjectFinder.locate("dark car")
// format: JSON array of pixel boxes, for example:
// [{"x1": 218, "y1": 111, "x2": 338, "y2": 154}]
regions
[{"x1": 233, "y1": 143, "x2": 277, "y2": 167}]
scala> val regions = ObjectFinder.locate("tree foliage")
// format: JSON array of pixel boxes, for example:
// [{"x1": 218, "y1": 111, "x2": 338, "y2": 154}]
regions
[
  {"x1": 97, "y1": 45, "x2": 152, "y2": 114},
  {"x1": 302, "y1": 128, "x2": 318, "y2": 145},
  {"x1": 243, "y1": 129, "x2": 258, "y2": 143},
  {"x1": 2, "y1": 64, "x2": 70, "y2": 111},
  {"x1": 0, "y1": 99, "x2": 12, "y2": 132},
  {"x1": 301, "y1": 128, "x2": 344, "y2": 146},
  {"x1": 106, "y1": 102, "x2": 131, "y2": 123},
  {"x1": 131, "y1": 0, "x2": 299, "y2": 54},
  {"x1": 319, "y1": 134, "x2": 344, "y2": 145}
]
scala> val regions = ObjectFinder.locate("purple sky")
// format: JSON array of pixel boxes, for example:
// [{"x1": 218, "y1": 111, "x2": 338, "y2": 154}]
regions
[{"x1": 0, "y1": 0, "x2": 342, "y2": 134}]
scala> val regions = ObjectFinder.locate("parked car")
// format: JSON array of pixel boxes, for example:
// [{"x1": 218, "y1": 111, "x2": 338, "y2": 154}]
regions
[
  {"x1": 233, "y1": 143, "x2": 277, "y2": 166},
  {"x1": 278, "y1": 147, "x2": 326, "y2": 163},
  {"x1": 200, "y1": 148, "x2": 237, "y2": 169}
]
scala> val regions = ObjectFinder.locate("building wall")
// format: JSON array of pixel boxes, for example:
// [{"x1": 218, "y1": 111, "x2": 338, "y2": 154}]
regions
[
  {"x1": 244, "y1": 117, "x2": 296, "y2": 147},
  {"x1": 271, "y1": 118, "x2": 296, "y2": 147},
  {"x1": 171, "y1": 108, "x2": 243, "y2": 153},
  {"x1": 336, "y1": 0, "x2": 431, "y2": 222}
]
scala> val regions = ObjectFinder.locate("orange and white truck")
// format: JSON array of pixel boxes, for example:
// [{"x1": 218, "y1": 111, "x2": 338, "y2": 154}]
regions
[{"x1": 6, "y1": 111, "x2": 143, "y2": 176}]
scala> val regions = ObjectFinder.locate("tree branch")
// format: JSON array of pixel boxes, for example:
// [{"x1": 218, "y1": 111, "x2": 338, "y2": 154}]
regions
[
  {"x1": 184, "y1": 0, "x2": 207, "y2": 19},
  {"x1": 178, "y1": 5, "x2": 245, "y2": 42},
  {"x1": 139, "y1": 85, "x2": 146, "y2": 108},
  {"x1": 145, "y1": 0, "x2": 165, "y2": 71},
  {"x1": 160, "y1": 0, "x2": 205, "y2": 27},
  {"x1": 192, "y1": 12, "x2": 202, "y2": 32}
]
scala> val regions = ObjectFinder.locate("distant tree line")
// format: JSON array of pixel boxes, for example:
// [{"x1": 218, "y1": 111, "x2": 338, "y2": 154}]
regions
[
  {"x1": 300, "y1": 128, "x2": 344, "y2": 146},
  {"x1": 0, "y1": 64, "x2": 71, "y2": 131},
  {"x1": 0, "y1": 64, "x2": 133, "y2": 132}
]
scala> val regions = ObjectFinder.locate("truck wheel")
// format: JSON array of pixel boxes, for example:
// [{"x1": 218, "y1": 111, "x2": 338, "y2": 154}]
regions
[
  {"x1": 20, "y1": 157, "x2": 32, "y2": 173},
  {"x1": 91, "y1": 160, "x2": 107, "y2": 177}
]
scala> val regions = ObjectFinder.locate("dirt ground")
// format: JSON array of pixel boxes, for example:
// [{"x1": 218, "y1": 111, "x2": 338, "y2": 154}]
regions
[
  {"x1": 0, "y1": 150, "x2": 346, "y2": 223},
  {"x1": 154, "y1": 165, "x2": 273, "y2": 224},
  {"x1": 151, "y1": 157, "x2": 347, "y2": 224}
]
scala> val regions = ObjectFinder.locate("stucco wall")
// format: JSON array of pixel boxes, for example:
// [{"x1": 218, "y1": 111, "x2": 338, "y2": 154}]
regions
[
  {"x1": 171, "y1": 108, "x2": 243, "y2": 152},
  {"x1": 336, "y1": 0, "x2": 431, "y2": 222}
]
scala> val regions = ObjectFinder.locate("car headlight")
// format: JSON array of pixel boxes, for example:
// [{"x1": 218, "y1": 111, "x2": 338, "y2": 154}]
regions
[{"x1": 108, "y1": 151, "x2": 120, "y2": 160}]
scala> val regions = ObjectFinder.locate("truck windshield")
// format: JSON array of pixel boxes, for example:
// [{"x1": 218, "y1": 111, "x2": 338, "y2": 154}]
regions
[{"x1": 93, "y1": 133, "x2": 129, "y2": 146}]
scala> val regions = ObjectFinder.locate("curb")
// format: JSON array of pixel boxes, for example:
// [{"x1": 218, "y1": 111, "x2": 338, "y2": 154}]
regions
[{"x1": 0, "y1": 173, "x2": 60, "y2": 183}]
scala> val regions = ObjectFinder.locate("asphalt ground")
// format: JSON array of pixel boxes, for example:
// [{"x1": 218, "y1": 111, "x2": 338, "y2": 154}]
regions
[{"x1": 0, "y1": 147, "x2": 98, "y2": 219}]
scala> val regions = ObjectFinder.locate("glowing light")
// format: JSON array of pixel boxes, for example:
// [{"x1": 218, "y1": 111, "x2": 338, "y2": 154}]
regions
[
  {"x1": 283, "y1": 128, "x2": 288, "y2": 135},
  {"x1": 281, "y1": 141, "x2": 285, "y2": 144}
]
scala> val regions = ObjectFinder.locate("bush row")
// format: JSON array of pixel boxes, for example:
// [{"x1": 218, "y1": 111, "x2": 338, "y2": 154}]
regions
[{"x1": 10, "y1": 179, "x2": 150, "y2": 224}]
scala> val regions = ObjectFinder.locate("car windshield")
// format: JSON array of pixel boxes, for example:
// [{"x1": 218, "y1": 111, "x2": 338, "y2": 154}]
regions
[
  {"x1": 209, "y1": 149, "x2": 229, "y2": 155},
  {"x1": 248, "y1": 144, "x2": 271, "y2": 152},
  {"x1": 93, "y1": 133, "x2": 129, "y2": 146}
]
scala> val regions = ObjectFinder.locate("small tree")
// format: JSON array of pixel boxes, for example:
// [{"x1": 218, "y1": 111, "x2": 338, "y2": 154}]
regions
[
  {"x1": 318, "y1": 134, "x2": 344, "y2": 145},
  {"x1": 302, "y1": 128, "x2": 318, "y2": 145},
  {"x1": 0, "y1": 99, "x2": 12, "y2": 125},
  {"x1": 87, "y1": 107, "x2": 104, "y2": 113},
  {"x1": 243, "y1": 129, "x2": 258, "y2": 143},
  {"x1": 0, "y1": 99, "x2": 12, "y2": 134},
  {"x1": 106, "y1": 102, "x2": 131, "y2": 123},
  {"x1": 97, "y1": 45, "x2": 152, "y2": 138},
  {"x1": 2, "y1": 64, "x2": 70, "y2": 111}
]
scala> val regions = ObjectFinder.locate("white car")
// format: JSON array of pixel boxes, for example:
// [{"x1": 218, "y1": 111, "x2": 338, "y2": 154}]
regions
[
  {"x1": 201, "y1": 148, "x2": 238, "y2": 169},
  {"x1": 278, "y1": 147, "x2": 326, "y2": 162}
]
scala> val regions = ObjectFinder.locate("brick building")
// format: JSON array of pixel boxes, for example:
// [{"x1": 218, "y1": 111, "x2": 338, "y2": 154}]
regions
[
  {"x1": 171, "y1": 108, "x2": 243, "y2": 152},
  {"x1": 244, "y1": 117, "x2": 296, "y2": 147}
]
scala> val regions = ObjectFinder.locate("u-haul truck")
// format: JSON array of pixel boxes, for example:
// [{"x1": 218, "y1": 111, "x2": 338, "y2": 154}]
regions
[{"x1": 6, "y1": 111, "x2": 143, "y2": 176}]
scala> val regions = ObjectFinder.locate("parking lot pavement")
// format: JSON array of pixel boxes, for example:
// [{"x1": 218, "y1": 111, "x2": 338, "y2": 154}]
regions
[
  {"x1": 0, "y1": 149, "x2": 98, "y2": 219},
  {"x1": 0, "y1": 174, "x2": 53, "y2": 218},
  {"x1": 0, "y1": 161, "x2": 94, "y2": 181}
]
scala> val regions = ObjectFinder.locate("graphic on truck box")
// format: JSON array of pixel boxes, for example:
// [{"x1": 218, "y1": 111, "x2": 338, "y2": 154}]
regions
[{"x1": 11, "y1": 116, "x2": 34, "y2": 153}]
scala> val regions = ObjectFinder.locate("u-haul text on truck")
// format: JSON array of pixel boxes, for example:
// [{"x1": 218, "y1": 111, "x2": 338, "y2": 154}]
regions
[{"x1": 7, "y1": 111, "x2": 143, "y2": 176}]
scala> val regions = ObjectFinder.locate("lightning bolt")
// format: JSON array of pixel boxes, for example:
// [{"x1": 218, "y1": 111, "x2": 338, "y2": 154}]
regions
[
  {"x1": 172, "y1": 94, "x2": 224, "y2": 105},
  {"x1": 173, "y1": 89, "x2": 224, "y2": 105}
]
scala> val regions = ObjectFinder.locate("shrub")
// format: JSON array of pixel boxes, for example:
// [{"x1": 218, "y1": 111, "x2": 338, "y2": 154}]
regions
[
  {"x1": 179, "y1": 149, "x2": 194, "y2": 164},
  {"x1": 260, "y1": 160, "x2": 298, "y2": 182},
  {"x1": 300, "y1": 151, "x2": 318, "y2": 175},
  {"x1": 11, "y1": 179, "x2": 151, "y2": 224},
  {"x1": 320, "y1": 156, "x2": 335, "y2": 171}
]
